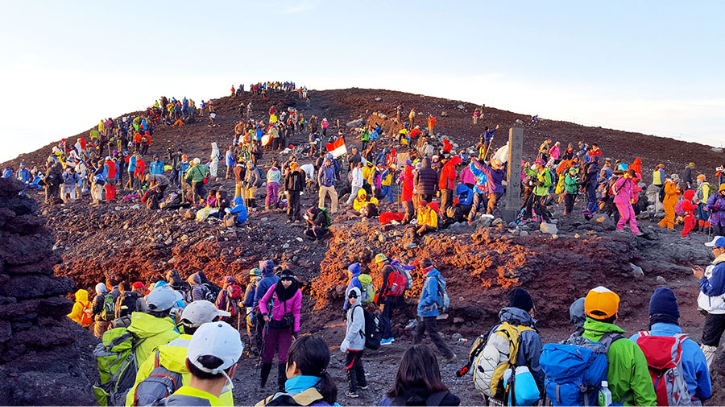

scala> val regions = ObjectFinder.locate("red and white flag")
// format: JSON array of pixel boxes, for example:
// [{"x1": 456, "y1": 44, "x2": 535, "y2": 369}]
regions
[{"x1": 325, "y1": 138, "x2": 347, "y2": 158}]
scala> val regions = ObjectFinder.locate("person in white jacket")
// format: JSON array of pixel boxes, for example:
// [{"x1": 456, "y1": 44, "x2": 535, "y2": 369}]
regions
[
  {"x1": 209, "y1": 142, "x2": 220, "y2": 180},
  {"x1": 346, "y1": 161, "x2": 365, "y2": 206},
  {"x1": 341, "y1": 287, "x2": 368, "y2": 398}
]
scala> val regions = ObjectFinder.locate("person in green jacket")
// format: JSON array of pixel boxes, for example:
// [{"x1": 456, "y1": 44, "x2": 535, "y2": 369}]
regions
[
  {"x1": 127, "y1": 285, "x2": 181, "y2": 368},
  {"x1": 126, "y1": 300, "x2": 234, "y2": 406},
  {"x1": 360, "y1": 127, "x2": 370, "y2": 151},
  {"x1": 582, "y1": 286, "x2": 657, "y2": 406},
  {"x1": 186, "y1": 158, "x2": 209, "y2": 205},
  {"x1": 523, "y1": 159, "x2": 553, "y2": 222},
  {"x1": 563, "y1": 167, "x2": 580, "y2": 215}
]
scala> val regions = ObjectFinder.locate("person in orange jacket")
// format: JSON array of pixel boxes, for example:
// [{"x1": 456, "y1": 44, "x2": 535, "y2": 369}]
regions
[
  {"x1": 658, "y1": 174, "x2": 681, "y2": 229},
  {"x1": 681, "y1": 189, "x2": 697, "y2": 239}
]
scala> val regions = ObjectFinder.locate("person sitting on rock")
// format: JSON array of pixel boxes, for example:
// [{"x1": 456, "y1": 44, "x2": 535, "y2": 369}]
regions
[
  {"x1": 416, "y1": 201, "x2": 438, "y2": 237},
  {"x1": 304, "y1": 206, "x2": 331, "y2": 241},
  {"x1": 349, "y1": 189, "x2": 379, "y2": 218}
]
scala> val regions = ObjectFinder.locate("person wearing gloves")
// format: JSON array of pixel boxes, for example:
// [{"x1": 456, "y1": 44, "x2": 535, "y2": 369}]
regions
[
  {"x1": 259, "y1": 269, "x2": 303, "y2": 393},
  {"x1": 341, "y1": 287, "x2": 368, "y2": 398},
  {"x1": 160, "y1": 321, "x2": 243, "y2": 406}
]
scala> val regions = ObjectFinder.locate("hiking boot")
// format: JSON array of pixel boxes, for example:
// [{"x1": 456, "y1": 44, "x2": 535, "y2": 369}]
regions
[
  {"x1": 440, "y1": 354, "x2": 458, "y2": 364},
  {"x1": 404, "y1": 319, "x2": 418, "y2": 330},
  {"x1": 381, "y1": 337, "x2": 394, "y2": 345},
  {"x1": 346, "y1": 390, "x2": 359, "y2": 398}
]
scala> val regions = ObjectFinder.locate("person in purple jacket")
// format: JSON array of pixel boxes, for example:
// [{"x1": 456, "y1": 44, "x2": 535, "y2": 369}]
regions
[
  {"x1": 469, "y1": 157, "x2": 506, "y2": 219},
  {"x1": 259, "y1": 269, "x2": 302, "y2": 393}
]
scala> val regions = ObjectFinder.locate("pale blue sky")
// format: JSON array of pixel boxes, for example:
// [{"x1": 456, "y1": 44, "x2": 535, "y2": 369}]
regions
[{"x1": 1, "y1": 0, "x2": 723, "y2": 162}]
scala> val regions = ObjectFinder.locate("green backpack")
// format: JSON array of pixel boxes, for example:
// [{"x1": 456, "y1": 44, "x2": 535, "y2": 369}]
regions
[
  {"x1": 358, "y1": 274, "x2": 375, "y2": 306},
  {"x1": 101, "y1": 294, "x2": 115, "y2": 321},
  {"x1": 92, "y1": 327, "x2": 145, "y2": 406}
]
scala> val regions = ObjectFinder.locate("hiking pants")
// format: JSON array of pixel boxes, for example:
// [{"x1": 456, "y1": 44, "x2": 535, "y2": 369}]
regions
[
  {"x1": 586, "y1": 183, "x2": 598, "y2": 213},
  {"x1": 346, "y1": 186, "x2": 362, "y2": 205},
  {"x1": 345, "y1": 350, "x2": 367, "y2": 392},
  {"x1": 682, "y1": 214, "x2": 696, "y2": 237},
  {"x1": 263, "y1": 327, "x2": 293, "y2": 364},
  {"x1": 534, "y1": 195, "x2": 550, "y2": 222},
  {"x1": 414, "y1": 316, "x2": 454, "y2": 359},
  {"x1": 402, "y1": 200, "x2": 415, "y2": 223},
  {"x1": 521, "y1": 187, "x2": 534, "y2": 219},
  {"x1": 381, "y1": 185, "x2": 393, "y2": 204},
  {"x1": 615, "y1": 202, "x2": 640, "y2": 234},
  {"x1": 702, "y1": 313, "x2": 725, "y2": 347},
  {"x1": 266, "y1": 182, "x2": 279, "y2": 208},
  {"x1": 382, "y1": 295, "x2": 414, "y2": 338},
  {"x1": 287, "y1": 191, "x2": 301, "y2": 220},
  {"x1": 486, "y1": 192, "x2": 502, "y2": 216},
  {"x1": 318, "y1": 185, "x2": 338, "y2": 213},
  {"x1": 440, "y1": 188, "x2": 453, "y2": 218},
  {"x1": 659, "y1": 201, "x2": 676, "y2": 229},
  {"x1": 564, "y1": 193, "x2": 576, "y2": 214}
]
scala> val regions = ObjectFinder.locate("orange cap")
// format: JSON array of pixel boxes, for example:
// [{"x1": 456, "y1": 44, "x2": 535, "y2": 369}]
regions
[{"x1": 585, "y1": 286, "x2": 620, "y2": 319}]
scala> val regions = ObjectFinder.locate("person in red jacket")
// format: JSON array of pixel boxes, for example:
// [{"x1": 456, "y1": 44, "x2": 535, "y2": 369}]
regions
[
  {"x1": 134, "y1": 156, "x2": 146, "y2": 190},
  {"x1": 442, "y1": 138, "x2": 452, "y2": 154},
  {"x1": 399, "y1": 160, "x2": 415, "y2": 223},
  {"x1": 681, "y1": 189, "x2": 697, "y2": 239},
  {"x1": 104, "y1": 156, "x2": 117, "y2": 201},
  {"x1": 438, "y1": 156, "x2": 461, "y2": 220}
]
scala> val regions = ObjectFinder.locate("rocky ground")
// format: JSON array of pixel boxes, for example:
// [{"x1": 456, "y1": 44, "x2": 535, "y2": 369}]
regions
[{"x1": 3, "y1": 87, "x2": 725, "y2": 405}]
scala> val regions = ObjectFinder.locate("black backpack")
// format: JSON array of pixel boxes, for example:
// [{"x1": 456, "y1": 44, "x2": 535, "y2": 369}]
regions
[
  {"x1": 203, "y1": 282, "x2": 222, "y2": 303},
  {"x1": 352, "y1": 306, "x2": 382, "y2": 350},
  {"x1": 117, "y1": 293, "x2": 138, "y2": 318},
  {"x1": 659, "y1": 185, "x2": 666, "y2": 202}
]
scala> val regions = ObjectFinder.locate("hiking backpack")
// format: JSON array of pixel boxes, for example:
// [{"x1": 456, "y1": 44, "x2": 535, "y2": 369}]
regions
[
  {"x1": 352, "y1": 305, "x2": 383, "y2": 350},
  {"x1": 385, "y1": 267, "x2": 407, "y2": 297},
  {"x1": 132, "y1": 349, "x2": 183, "y2": 406},
  {"x1": 472, "y1": 322, "x2": 535, "y2": 399},
  {"x1": 102, "y1": 294, "x2": 115, "y2": 321},
  {"x1": 635, "y1": 332, "x2": 693, "y2": 406},
  {"x1": 117, "y1": 293, "x2": 138, "y2": 318},
  {"x1": 93, "y1": 327, "x2": 145, "y2": 406},
  {"x1": 539, "y1": 332, "x2": 623, "y2": 406},
  {"x1": 434, "y1": 276, "x2": 450, "y2": 313},
  {"x1": 391, "y1": 261, "x2": 415, "y2": 290},
  {"x1": 659, "y1": 185, "x2": 667, "y2": 202},
  {"x1": 203, "y1": 282, "x2": 222, "y2": 303},
  {"x1": 226, "y1": 285, "x2": 243, "y2": 317},
  {"x1": 358, "y1": 274, "x2": 375, "y2": 306},
  {"x1": 80, "y1": 302, "x2": 93, "y2": 327}
]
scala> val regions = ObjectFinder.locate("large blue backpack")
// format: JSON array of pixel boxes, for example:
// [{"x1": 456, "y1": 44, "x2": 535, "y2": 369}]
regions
[{"x1": 540, "y1": 332, "x2": 622, "y2": 406}]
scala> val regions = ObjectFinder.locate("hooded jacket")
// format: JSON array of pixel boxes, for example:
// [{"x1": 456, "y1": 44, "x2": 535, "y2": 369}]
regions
[
  {"x1": 471, "y1": 159, "x2": 505, "y2": 194},
  {"x1": 438, "y1": 156, "x2": 462, "y2": 190},
  {"x1": 342, "y1": 287, "x2": 366, "y2": 351},
  {"x1": 414, "y1": 158, "x2": 438, "y2": 195},
  {"x1": 706, "y1": 192, "x2": 725, "y2": 227},
  {"x1": 613, "y1": 174, "x2": 637, "y2": 205},
  {"x1": 581, "y1": 318, "x2": 657, "y2": 406},
  {"x1": 353, "y1": 190, "x2": 378, "y2": 212},
  {"x1": 455, "y1": 184, "x2": 473, "y2": 206},
  {"x1": 149, "y1": 159, "x2": 165, "y2": 175},
  {"x1": 127, "y1": 312, "x2": 181, "y2": 365},
  {"x1": 259, "y1": 281, "x2": 302, "y2": 333},
  {"x1": 229, "y1": 197, "x2": 248, "y2": 223},
  {"x1": 254, "y1": 261, "x2": 280, "y2": 309},
  {"x1": 629, "y1": 323, "x2": 711, "y2": 403},
  {"x1": 187, "y1": 273, "x2": 209, "y2": 302},
  {"x1": 417, "y1": 205, "x2": 438, "y2": 229},
  {"x1": 68, "y1": 289, "x2": 91, "y2": 325},
  {"x1": 92, "y1": 283, "x2": 109, "y2": 316},
  {"x1": 417, "y1": 267, "x2": 443, "y2": 317},
  {"x1": 344, "y1": 263, "x2": 362, "y2": 311},
  {"x1": 400, "y1": 165, "x2": 414, "y2": 201},
  {"x1": 491, "y1": 307, "x2": 544, "y2": 391}
]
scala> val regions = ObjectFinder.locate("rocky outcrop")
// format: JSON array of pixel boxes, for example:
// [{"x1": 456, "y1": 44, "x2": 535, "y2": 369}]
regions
[{"x1": 0, "y1": 178, "x2": 97, "y2": 406}]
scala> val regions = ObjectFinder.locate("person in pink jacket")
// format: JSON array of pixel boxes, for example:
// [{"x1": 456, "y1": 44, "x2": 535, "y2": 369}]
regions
[
  {"x1": 459, "y1": 161, "x2": 476, "y2": 189},
  {"x1": 613, "y1": 169, "x2": 642, "y2": 235},
  {"x1": 259, "y1": 269, "x2": 303, "y2": 392},
  {"x1": 549, "y1": 142, "x2": 561, "y2": 162}
]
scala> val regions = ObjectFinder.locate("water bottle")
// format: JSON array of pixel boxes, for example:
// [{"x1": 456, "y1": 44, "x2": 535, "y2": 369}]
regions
[{"x1": 598, "y1": 381, "x2": 612, "y2": 406}]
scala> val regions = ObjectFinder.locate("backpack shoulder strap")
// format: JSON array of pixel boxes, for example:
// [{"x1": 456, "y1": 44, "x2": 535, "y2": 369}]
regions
[
  {"x1": 599, "y1": 332, "x2": 624, "y2": 352},
  {"x1": 426, "y1": 391, "x2": 449, "y2": 406}
]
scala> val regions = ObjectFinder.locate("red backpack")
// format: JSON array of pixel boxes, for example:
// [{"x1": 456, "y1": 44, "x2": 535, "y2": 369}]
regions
[
  {"x1": 386, "y1": 268, "x2": 407, "y2": 297},
  {"x1": 635, "y1": 332, "x2": 692, "y2": 406},
  {"x1": 226, "y1": 285, "x2": 243, "y2": 317}
]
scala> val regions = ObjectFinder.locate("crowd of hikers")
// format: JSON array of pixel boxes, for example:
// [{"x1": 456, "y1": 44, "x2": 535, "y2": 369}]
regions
[{"x1": 67, "y1": 234, "x2": 725, "y2": 405}]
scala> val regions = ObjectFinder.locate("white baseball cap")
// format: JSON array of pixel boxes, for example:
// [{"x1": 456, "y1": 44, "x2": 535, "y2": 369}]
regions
[
  {"x1": 187, "y1": 322, "x2": 243, "y2": 376},
  {"x1": 705, "y1": 236, "x2": 725, "y2": 248},
  {"x1": 146, "y1": 285, "x2": 177, "y2": 312},
  {"x1": 181, "y1": 301, "x2": 231, "y2": 327}
]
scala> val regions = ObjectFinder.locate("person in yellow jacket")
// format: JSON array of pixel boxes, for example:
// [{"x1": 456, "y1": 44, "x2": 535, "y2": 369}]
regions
[
  {"x1": 67, "y1": 289, "x2": 92, "y2": 328},
  {"x1": 126, "y1": 301, "x2": 234, "y2": 406},
  {"x1": 658, "y1": 174, "x2": 682, "y2": 229},
  {"x1": 362, "y1": 161, "x2": 374, "y2": 194},
  {"x1": 416, "y1": 201, "x2": 438, "y2": 236},
  {"x1": 351, "y1": 189, "x2": 379, "y2": 217},
  {"x1": 127, "y1": 285, "x2": 181, "y2": 367},
  {"x1": 160, "y1": 321, "x2": 243, "y2": 406}
]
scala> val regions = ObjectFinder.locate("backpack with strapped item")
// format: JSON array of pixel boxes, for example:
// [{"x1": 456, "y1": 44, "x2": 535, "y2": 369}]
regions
[
  {"x1": 93, "y1": 327, "x2": 146, "y2": 406},
  {"x1": 203, "y1": 282, "x2": 222, "y2": 303},
  {"x1": 351, "y1": 304, "x2": 383, "y2": 350},
  {"x1": 101, "y1": 294, "x2": 115, "y2": 321},
  {"x1": 391, "y1": 261, "x2": 415, "y2": 290},
  {"x1": 133, "y1": 349, "x2": 183, "y2": 406},
  {"x1": 385, "y1": 266, "x2": 407, "y2": 297},
  {"x1": 540, "y1": 332, "x2": 623, "y2": 406},
  {"x1": 473, "y1": 322, "x2": 535, "y2": 400},
  {"x1": 635, "y1": 332, "x2": 693, "y2": 406},
  {"x1": 358, "y1": 274, "x2": 375, "y2": 306}
]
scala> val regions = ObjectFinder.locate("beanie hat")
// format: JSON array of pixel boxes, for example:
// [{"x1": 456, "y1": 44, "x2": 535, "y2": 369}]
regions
[
  {"x1": 508, "y1": 288, "x2": 534, "y2": 313},
  {"x1": 585, "y1": 286, "x2": 620, "y2": 319},
  {"x1": 648, "y1": 287, "x2": 680, "y2": 319}
]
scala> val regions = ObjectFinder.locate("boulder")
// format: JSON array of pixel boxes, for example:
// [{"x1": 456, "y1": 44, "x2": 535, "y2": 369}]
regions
[
  {"x1": 630, "y1": 263, "x2": 645, "y2": 279},
  {"x1": 540, "y1": 222, "x2": 558, "y2": 235}
]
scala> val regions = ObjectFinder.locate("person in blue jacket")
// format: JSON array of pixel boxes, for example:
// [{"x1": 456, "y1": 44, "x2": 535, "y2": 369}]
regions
[
  {"x1": 694, "y1": 236, "x2": 725, "y2": 367},
  {"x1": 149, "y1": 154, "x2": 165, "y2": 175},
  {"x1": 16, "y1": 163, "x2": 31, "y2": 184},
  {"x1": 344, "y1": 263, "x2": 362, "y2": 311},
  {"x1": 226, "y1": 196, "x2": 248, "y2": 224},
  {"x1": 471, "y1": 157, "x2": 506, "y2": 217},
  {"x1": 413, "y1": 258, "x2": 456, "y2": 363},
  {"x1": 253, "y1": 260, "x2": 280, "y2": 354},
  {"x1": 629, "y1": 287, "x2": 711, "y2": 404}
]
